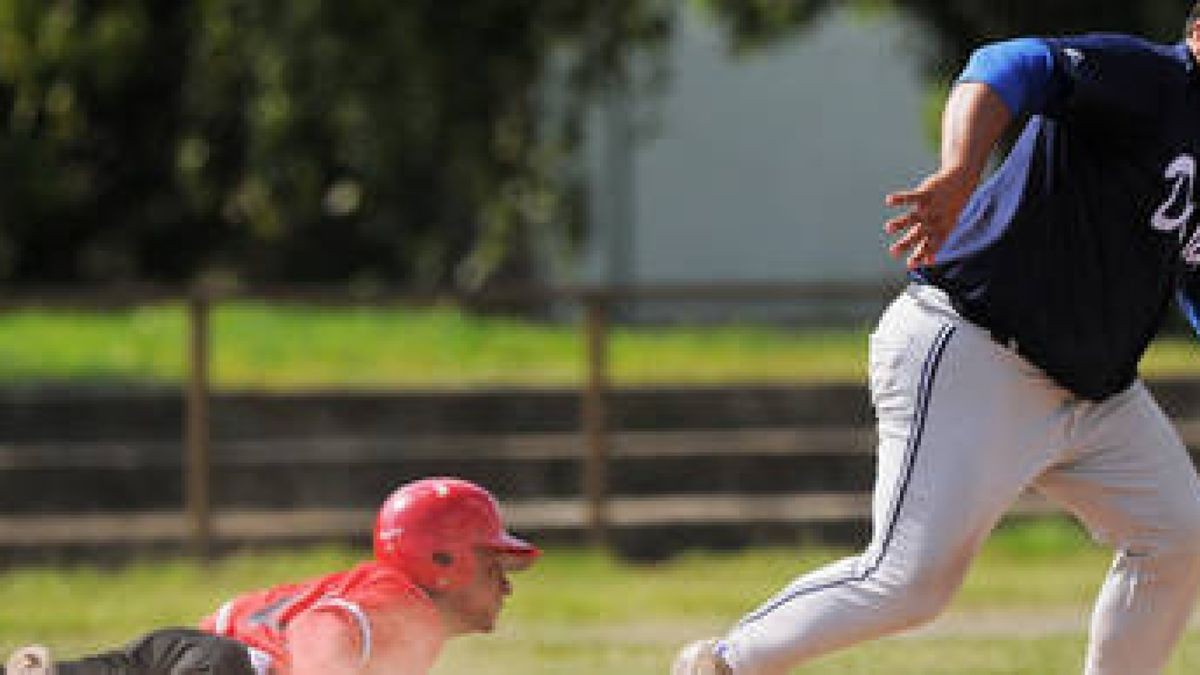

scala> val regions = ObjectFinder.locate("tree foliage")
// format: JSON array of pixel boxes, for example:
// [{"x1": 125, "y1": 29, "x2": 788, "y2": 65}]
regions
[
  {"x1": 0, "y1": 0, "x2": 1189, "y2": 288},
  {"x1": 892, "y1": 1, "x2": 1191, "y2": 80},
  {"x1": 696, "y1": 1, "x2": 1193, "y2": 157},
  {"x1": 0, "y1": 0, "x2": 674, "y2": 288},
  {"x1": 696, "y1": 1, "x2": 1191, "y2": 79}
]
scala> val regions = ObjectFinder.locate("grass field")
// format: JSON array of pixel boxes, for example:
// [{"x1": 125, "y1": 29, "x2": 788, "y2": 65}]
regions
[
  {"x1": 0, "y1": 302, "x2": 1196, "y2": 388},
  {"x1": 4, "y1": 305, "x2": 1200, "y2": 672},
  {"x1": 4, "y1": 519, "x2": 1200, "y2": 674}
]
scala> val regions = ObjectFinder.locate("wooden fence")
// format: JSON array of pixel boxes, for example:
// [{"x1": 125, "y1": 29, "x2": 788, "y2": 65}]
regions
[
  {"x1": 0, "y1": 279, "x2": 925, "y2": 557},
  {"x1": 0, "y1": 278, "x2": 902, "y2": 552}
]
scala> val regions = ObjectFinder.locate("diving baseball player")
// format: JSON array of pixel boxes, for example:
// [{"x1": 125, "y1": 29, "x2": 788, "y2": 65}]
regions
[
  {"x1": 675, "y1": 6, "x2": 1200, "y2": 675},
  {"x1": 5, "y1": 477, "x2": 539, "y2": 675}
]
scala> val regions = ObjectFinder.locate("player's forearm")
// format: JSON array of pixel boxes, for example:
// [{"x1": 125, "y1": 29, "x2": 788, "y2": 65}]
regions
[{"x1": 938, "y1": 82, "x2": 1012, "y2": 187}]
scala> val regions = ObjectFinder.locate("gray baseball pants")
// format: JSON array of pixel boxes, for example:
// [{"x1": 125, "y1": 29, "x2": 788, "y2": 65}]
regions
[
  {"x1": 718, "y1": 283, "x2": 1200, "y2": 674},
  {"x1": 33, "y1": 628, "x2": 256, "y2": 675}
]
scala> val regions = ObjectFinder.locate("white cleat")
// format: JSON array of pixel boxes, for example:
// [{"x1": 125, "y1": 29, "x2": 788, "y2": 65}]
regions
[
  {"x1": 5, "y1": 645, "x2": 54, "y2": 675},
  {"x1": 671, "y1": 638, "x2": 731, "y2": 675}
]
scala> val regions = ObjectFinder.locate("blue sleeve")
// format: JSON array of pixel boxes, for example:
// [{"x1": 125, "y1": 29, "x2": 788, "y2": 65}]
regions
[
  {"x1": 956, "y1": 38, "x2": 1056, "y2": 116},
  {"x1": 1179, "y1": 278, "x2": 1200, "y2": 338}
]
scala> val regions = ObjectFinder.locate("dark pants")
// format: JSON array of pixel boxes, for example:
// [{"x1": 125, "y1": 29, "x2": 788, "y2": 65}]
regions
[{"x1": 54, "y1": 628, "x2": 255, "y2": 675}]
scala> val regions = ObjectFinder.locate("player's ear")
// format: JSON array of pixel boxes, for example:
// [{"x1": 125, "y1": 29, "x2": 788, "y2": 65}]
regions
[{"x1": 1188, "y1": 2, "x2": 1200, "y2": 43}]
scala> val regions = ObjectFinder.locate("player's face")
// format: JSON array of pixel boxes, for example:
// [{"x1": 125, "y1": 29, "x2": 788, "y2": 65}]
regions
[{"x1": 447, "y1": 547, "x2": 513, "y2": 634}]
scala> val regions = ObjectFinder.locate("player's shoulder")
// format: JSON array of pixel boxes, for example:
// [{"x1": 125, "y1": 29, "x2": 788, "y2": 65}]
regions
[
  {"x1": 342, "y1": 562, "x2": 445, "y2": 660},
  {"x1": 1043, "y1": 33, "x2": 1186, "y2": 66},
  {"x1": 1040, "y1": 32, "x2": 1192, "y2": 93},
  {"x1": 338, "y1": 560, "x2": 418, "y2": 587},
  {"x1": 335, "y1": 561, "x2": 433, "y2": 609}
]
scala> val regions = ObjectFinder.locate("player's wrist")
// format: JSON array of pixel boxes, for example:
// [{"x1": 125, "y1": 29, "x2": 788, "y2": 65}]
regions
[{"x1": 933, "y1": 162, "x2": 983, "y2": 198}]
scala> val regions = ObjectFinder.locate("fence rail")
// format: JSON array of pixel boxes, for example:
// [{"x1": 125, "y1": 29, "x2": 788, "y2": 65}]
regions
[
  {"x1": 0, "y1": 279, "x2": 1069, "y2": 558},
  {"x1": 0, "y1": 494, "x2": 1071, "y2": 552}
]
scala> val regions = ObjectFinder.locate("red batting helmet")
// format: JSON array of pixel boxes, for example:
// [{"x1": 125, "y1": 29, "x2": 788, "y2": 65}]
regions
[{"x1": 373, "y1": 477, "x2": 540, "y2": 591}]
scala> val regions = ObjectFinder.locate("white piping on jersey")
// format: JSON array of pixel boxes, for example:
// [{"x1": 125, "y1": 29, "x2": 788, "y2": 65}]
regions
[
  {"x1": 214, "y1": 600, "x2": 236, "y2": 635},
  {"x1": 313, "y1": 597, "x2": 373, "y2": 667},
  {"x1": 211, "y1": 601, "x2": 271, "y2": 674},
  {"x1": 215, "y1": 602, "x2": 274, "y2": 675},
  {"x1": 246, "y1": 646, "x2": 273, "y2": 675}
]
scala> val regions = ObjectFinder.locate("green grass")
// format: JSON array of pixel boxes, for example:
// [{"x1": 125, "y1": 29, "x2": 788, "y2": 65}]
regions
[
  {"x1": 4, "y1": 519, "x2": 1200, "y2": 674},
  {"x1": 0, "y1": 302, "x2": 1195, "y2": 389}
]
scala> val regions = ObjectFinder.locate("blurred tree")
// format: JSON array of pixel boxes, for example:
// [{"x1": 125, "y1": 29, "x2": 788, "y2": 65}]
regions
[
  {"x1": 693, "y1": 1, "x2": 1190, "y2": 151},
  {"x1": 3, "y1": 0, "x2": 1179, "y2": 289},
  {"x1": 692, "y1": 0, "x2": 837, "y2": 54},
  {"x1": 695, "y1": 1, "x2": 1189, "y2": 78},
  {"x1": 181, "y1": 1, "x2": 678, "y2": 289},
  {"x1": 0, "y1": 0, "x2": 195, "y2": 283},
  {"x1": 0, "y1": 0, "x2": 675, "y2": 289},
  {"x1": 890, "y1": 1, "x2": 1190, "y2": 80}
]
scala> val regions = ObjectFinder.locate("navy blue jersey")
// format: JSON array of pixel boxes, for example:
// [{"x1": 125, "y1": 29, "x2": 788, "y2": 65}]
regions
[{"x1": 919, "y1": 34, "x2": 1200, "y2": 400}]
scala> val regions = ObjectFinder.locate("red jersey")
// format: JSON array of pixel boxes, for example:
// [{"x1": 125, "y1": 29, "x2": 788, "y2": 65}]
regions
[{"x1": 200, "y1": 561, "x2": 445, "y2": 674}]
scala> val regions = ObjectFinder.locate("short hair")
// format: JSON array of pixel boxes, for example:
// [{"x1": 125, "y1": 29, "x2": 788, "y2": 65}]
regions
[{"x1": 1189, "y1": 2, "x2": 1200, "y2": 37}]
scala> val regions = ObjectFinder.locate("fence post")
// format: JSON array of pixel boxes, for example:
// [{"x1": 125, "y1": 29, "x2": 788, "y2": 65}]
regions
[
  {"x1": 185, "y1": 290, "x2": 212, "y2": 559},
  {"x1": 582, "y1": 292, "x2": 611, "y2": 547}
]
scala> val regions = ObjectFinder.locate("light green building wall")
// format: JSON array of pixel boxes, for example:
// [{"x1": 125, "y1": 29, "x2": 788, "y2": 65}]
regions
[{"x1": 572, "y1": 6, "x2": 937, "y2": 288}]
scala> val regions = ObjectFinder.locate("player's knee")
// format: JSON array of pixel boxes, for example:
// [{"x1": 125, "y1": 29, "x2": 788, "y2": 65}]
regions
[
  {"x1": 1117, "y1": 508, "x2": 1200, "y2": 587},
  {"x1": 1158, "y1": 521, "x2": 1200, "y2": 575},
  {"x1": 890, "y1": 582, "x2": 954, "y2": 629},
  {"x1": 201, "y1": 636, "x2": 257, "y2": 675},
  {"x1": 1177, "y1": 505, "x2": 1200, "y2": 549},
  {"x1": 1149, "y1": 499, "x2": 1200, "y2": 559},
  {"x1": 1171, "y1": 528, "x2": 1200, "y2": 566},
  {"x1": 138, "y1": 629, "x2": 256, "y2": 675},
  {"x1": 880, "y1": 563, "x2": 965, "y2": 629}
]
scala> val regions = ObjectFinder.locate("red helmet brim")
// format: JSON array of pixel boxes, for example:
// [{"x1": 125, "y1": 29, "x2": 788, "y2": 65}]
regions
[{"x1": 487, "y1": 531, "x2": 541, "y2": 571}]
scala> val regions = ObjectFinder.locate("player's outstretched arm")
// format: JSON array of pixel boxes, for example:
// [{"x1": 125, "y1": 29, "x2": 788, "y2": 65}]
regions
[{"x1": 884, "y1": 81, "x2": 1011, "y2": 268}]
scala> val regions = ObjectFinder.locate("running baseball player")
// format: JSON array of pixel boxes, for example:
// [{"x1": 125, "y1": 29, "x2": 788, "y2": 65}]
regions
[
  {"x1": 5, "y1": 477, "x2": 539, "y2": 675},
  {"x1": 675, "y1": 6, "x2": 1200, "y2": 675}
]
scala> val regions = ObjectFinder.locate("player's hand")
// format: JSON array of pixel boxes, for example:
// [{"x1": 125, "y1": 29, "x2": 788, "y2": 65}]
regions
[{"x1": 883, "y1": 167, "x2": 974, "y2": 269}]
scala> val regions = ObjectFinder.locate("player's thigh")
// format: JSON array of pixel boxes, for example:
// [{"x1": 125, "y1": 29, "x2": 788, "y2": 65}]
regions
[
  {"x1": 866, "y1": 304, "x2": 1072, "y2": 568},
  {"x1": 1035, "y1": 383, "x2": 1200, "y2": 547},
  {"x1": 126, "y1": 628, "x2": 256, "y2": 675}
]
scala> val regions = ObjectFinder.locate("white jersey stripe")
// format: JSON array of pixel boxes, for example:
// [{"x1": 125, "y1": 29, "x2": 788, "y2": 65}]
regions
[
  {"x1": 213, "y1": 600, "x2": 236, "y2": 635},
  {"x1": 246, "y1": 646, "x2": 273, "y2": 675},
  {"x1": 312, "y1": 597, "x2": 373, "y2": 667}
]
